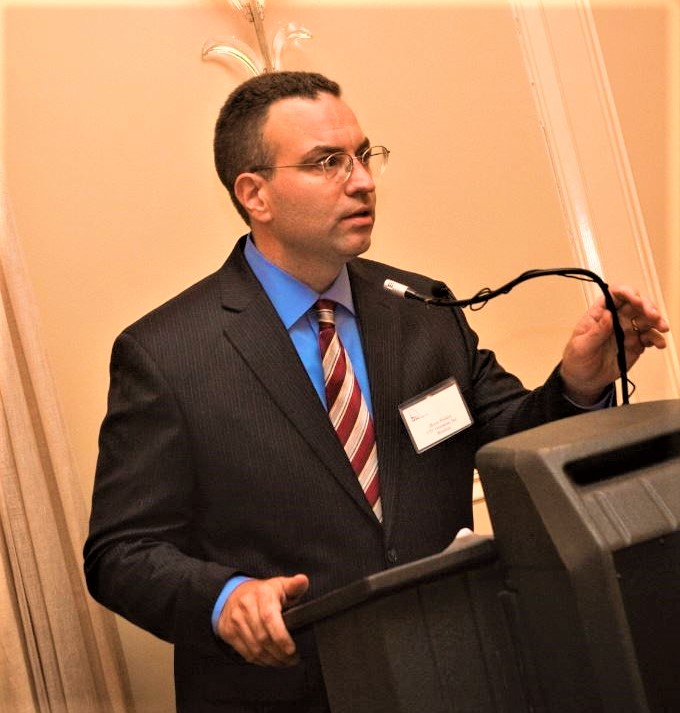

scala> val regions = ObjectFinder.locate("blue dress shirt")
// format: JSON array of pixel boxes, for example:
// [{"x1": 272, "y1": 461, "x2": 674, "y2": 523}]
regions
[{"x1": 243, "y1": 235, "x2": 373, "y2": 412}]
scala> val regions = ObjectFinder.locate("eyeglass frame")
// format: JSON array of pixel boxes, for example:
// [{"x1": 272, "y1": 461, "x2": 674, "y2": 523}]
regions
[{"x1": 248, "y1": 145, "x2": 390, "y2": 183}]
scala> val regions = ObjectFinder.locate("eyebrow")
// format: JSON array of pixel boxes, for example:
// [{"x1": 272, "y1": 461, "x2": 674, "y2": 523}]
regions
[{"x1": 300, "y1": 137, "x2": 371, "y2": 162}]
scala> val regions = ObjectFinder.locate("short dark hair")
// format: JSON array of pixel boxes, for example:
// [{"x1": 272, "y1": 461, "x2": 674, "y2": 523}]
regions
[{"x1": 214, "y1": 71, "x2": 342, "y2": 224}]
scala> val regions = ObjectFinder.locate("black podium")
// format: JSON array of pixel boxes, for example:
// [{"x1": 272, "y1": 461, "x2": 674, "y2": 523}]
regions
[
  {"x1": 284, "y1": 400, "x2": 680, "y2": 713},
  {"x1": 477, "y1": 398, "x2": 680, "y2": 713},
  {"x1": 284, "y1": 533, "x2": 526, "y2": 713}
]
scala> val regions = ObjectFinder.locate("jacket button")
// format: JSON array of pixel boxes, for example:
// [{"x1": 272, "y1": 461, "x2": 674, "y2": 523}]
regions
[{"x1": 386, "y1": 548, "x2": 398, "y2": 565}]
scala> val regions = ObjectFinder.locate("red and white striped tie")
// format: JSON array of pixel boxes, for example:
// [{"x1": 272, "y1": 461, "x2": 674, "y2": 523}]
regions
[{"x1": 315, "y1": 300, "x2": 382, "y2": 522}]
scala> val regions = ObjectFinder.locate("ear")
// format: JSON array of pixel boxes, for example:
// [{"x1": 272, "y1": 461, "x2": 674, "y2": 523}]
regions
[{"x1": 234, "y1": 173, "x2": 272, "y2": 223}]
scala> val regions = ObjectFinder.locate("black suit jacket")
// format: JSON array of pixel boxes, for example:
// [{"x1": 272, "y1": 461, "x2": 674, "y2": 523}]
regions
[{"x1": 84, "y1": 237, "x2": 584, "y2": 710}]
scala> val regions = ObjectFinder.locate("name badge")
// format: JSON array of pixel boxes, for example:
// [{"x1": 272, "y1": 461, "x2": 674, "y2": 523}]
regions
[{"x1": 399, "y1": 378, "x2": 473, "y2": 453}]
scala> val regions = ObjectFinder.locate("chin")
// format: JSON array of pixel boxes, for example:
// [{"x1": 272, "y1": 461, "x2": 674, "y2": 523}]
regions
[
  {"x1": 347, "y1": 238, "x2": 371, "y2": 260},
  {"x1": 348, "y1": 228, "x2": 373, "y2": 254}
]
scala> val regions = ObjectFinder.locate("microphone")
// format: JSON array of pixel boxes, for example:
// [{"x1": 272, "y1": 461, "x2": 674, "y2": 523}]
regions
[
  {"x1": 383, "y1": 279, "x2": 456, "y2": 306},
  {"x1": 383, "y1": 267, "x2": 631, "y2": 404},
  {"x1": 383, "y1": 279, "x2": 435, "y2": 303}
]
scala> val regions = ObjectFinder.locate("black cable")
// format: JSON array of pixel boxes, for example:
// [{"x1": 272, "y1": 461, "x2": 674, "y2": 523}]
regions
[{"x1": 425, "y1": 268, "x2": 630, "y2": 404}]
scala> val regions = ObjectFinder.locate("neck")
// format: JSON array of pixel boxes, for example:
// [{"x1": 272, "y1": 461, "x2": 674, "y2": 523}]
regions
[{"x1": 250, "y1": 235, "x2": 344, "y2": 294}]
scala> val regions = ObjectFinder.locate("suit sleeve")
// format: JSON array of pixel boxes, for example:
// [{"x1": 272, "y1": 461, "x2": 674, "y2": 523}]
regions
[
  {"x1": 83, "y1": 331, "x2": 234, "y2": 644},
  {"x1": 447, "y1": 303, "x2": 599, "y2": 444}
]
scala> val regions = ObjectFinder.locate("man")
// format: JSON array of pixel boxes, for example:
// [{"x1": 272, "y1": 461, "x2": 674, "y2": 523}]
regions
[{"x1": 84, "y1": 71, "x2": 668, "y2": 712}]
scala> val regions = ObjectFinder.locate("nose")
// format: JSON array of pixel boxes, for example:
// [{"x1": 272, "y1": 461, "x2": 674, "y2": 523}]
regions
[{"x1": 345, "y1": 158, "x2": 376, "y2": 194}]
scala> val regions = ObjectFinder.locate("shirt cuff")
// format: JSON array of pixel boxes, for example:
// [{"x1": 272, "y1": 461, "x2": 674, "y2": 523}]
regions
[
  {"x1": 211, "y1": 575, "x2": 252, "y2": 634},
  {"x1": 563, "y1": 384, "x2": 616, "y2": 411}
]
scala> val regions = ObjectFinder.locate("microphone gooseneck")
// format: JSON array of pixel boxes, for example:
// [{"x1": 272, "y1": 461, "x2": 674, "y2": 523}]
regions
[{"x1": 383, "y1": 268, "x2": 630, "y2": 405}]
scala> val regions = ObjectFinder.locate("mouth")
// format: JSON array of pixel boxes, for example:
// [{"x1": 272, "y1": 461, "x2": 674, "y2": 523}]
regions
[{"x1": 341, "y1": 207, "x2": 374, "y2": 225}]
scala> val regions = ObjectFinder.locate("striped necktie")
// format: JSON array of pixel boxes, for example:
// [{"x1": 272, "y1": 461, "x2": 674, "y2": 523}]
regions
[{"x1": 314, "y1": 300, "x2": 382, "y2": 522}]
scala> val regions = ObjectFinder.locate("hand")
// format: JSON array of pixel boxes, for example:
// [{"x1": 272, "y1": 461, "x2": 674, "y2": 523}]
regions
[
  {"x1": 216, "y1": 574, "x2": 309, "y2": 667},
  {"x1": 560, "y1": 285, "x2": 669, "y2": 405}
]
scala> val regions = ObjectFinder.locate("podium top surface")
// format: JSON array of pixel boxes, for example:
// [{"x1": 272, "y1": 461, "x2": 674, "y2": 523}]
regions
[
  {"x1": 477, "y1": 399, "x2": 680, "y2": 467},
  {"x1": 284, "y1": 534, "x2": 497, "y2": 630}
]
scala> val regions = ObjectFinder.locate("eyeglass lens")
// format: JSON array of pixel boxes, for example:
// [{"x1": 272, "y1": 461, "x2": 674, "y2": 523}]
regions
[{"x1": 326, "y1": 147, "x2": 389, "y2": 181}]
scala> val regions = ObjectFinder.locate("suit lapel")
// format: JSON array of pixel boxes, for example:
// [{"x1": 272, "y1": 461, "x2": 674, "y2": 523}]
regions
[{"x1": 217, "y1": 241, "x2": 379, "y2": 520}]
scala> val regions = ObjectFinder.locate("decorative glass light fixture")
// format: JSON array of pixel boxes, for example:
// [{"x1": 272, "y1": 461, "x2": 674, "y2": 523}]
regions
[{"x1": 202, "y1": 0, "x2": 312, "y2": 76}]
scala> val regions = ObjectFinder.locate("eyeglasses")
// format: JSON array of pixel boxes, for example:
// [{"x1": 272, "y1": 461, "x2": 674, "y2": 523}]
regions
[{"x1": 250, "y1": 145, "x2": 390, "y2": 183}]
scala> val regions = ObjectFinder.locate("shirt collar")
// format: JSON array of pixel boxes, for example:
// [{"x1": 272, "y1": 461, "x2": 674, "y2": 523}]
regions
[{"x1": 244, "y1": 235, "x2": 355, "y2": 328}]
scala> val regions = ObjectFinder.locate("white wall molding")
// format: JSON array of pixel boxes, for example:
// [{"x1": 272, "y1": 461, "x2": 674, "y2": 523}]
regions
[{"x1": 512, "y1": 0, "x2": 680, "y2": 401}]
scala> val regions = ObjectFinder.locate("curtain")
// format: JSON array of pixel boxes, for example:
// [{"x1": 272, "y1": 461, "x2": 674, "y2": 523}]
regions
[{"x1": 0, "y1": 170, "x2": 134, "y2": 712}]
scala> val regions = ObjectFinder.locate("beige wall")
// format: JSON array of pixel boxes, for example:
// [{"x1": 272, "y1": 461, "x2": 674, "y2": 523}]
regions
[
  {"x1": 594, "y1": 0, "x2": 679, "y2": 338},
  {"x1": 2, "y1": 1, "x2": 677, "y2": 710}
]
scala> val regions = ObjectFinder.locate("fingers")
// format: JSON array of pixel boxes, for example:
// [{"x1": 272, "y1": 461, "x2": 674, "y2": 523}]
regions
[
  {"x1": 609, "y1": 285, "x2": 670, "y2": 333},
  {"x1": 636, "y1": 327, "x2": 667, "y2": 350},
  {"x1": 559, "y1": 283, "x2": 669, "y2": 403},
  {"x1": 281, "y1": 573, "x2": 311, "y2": 607},
  {"x1": 606, "y1": 285, "x2": 669, "y2": 352},
  {"x1": 629, "y1": 315, "x2": 668, "y2": 349},
  {"x1": 623, "y1": 307, "x2": 668, "y2": 350},
  {"x1": 217, "y1": 574, "x2": 309, "y2": 667}
]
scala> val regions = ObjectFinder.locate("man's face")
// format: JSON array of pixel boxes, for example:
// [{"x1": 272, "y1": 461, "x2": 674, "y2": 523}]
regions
[{"x1": 253, "y1": 93, "x2": 377, "y2": 286}]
